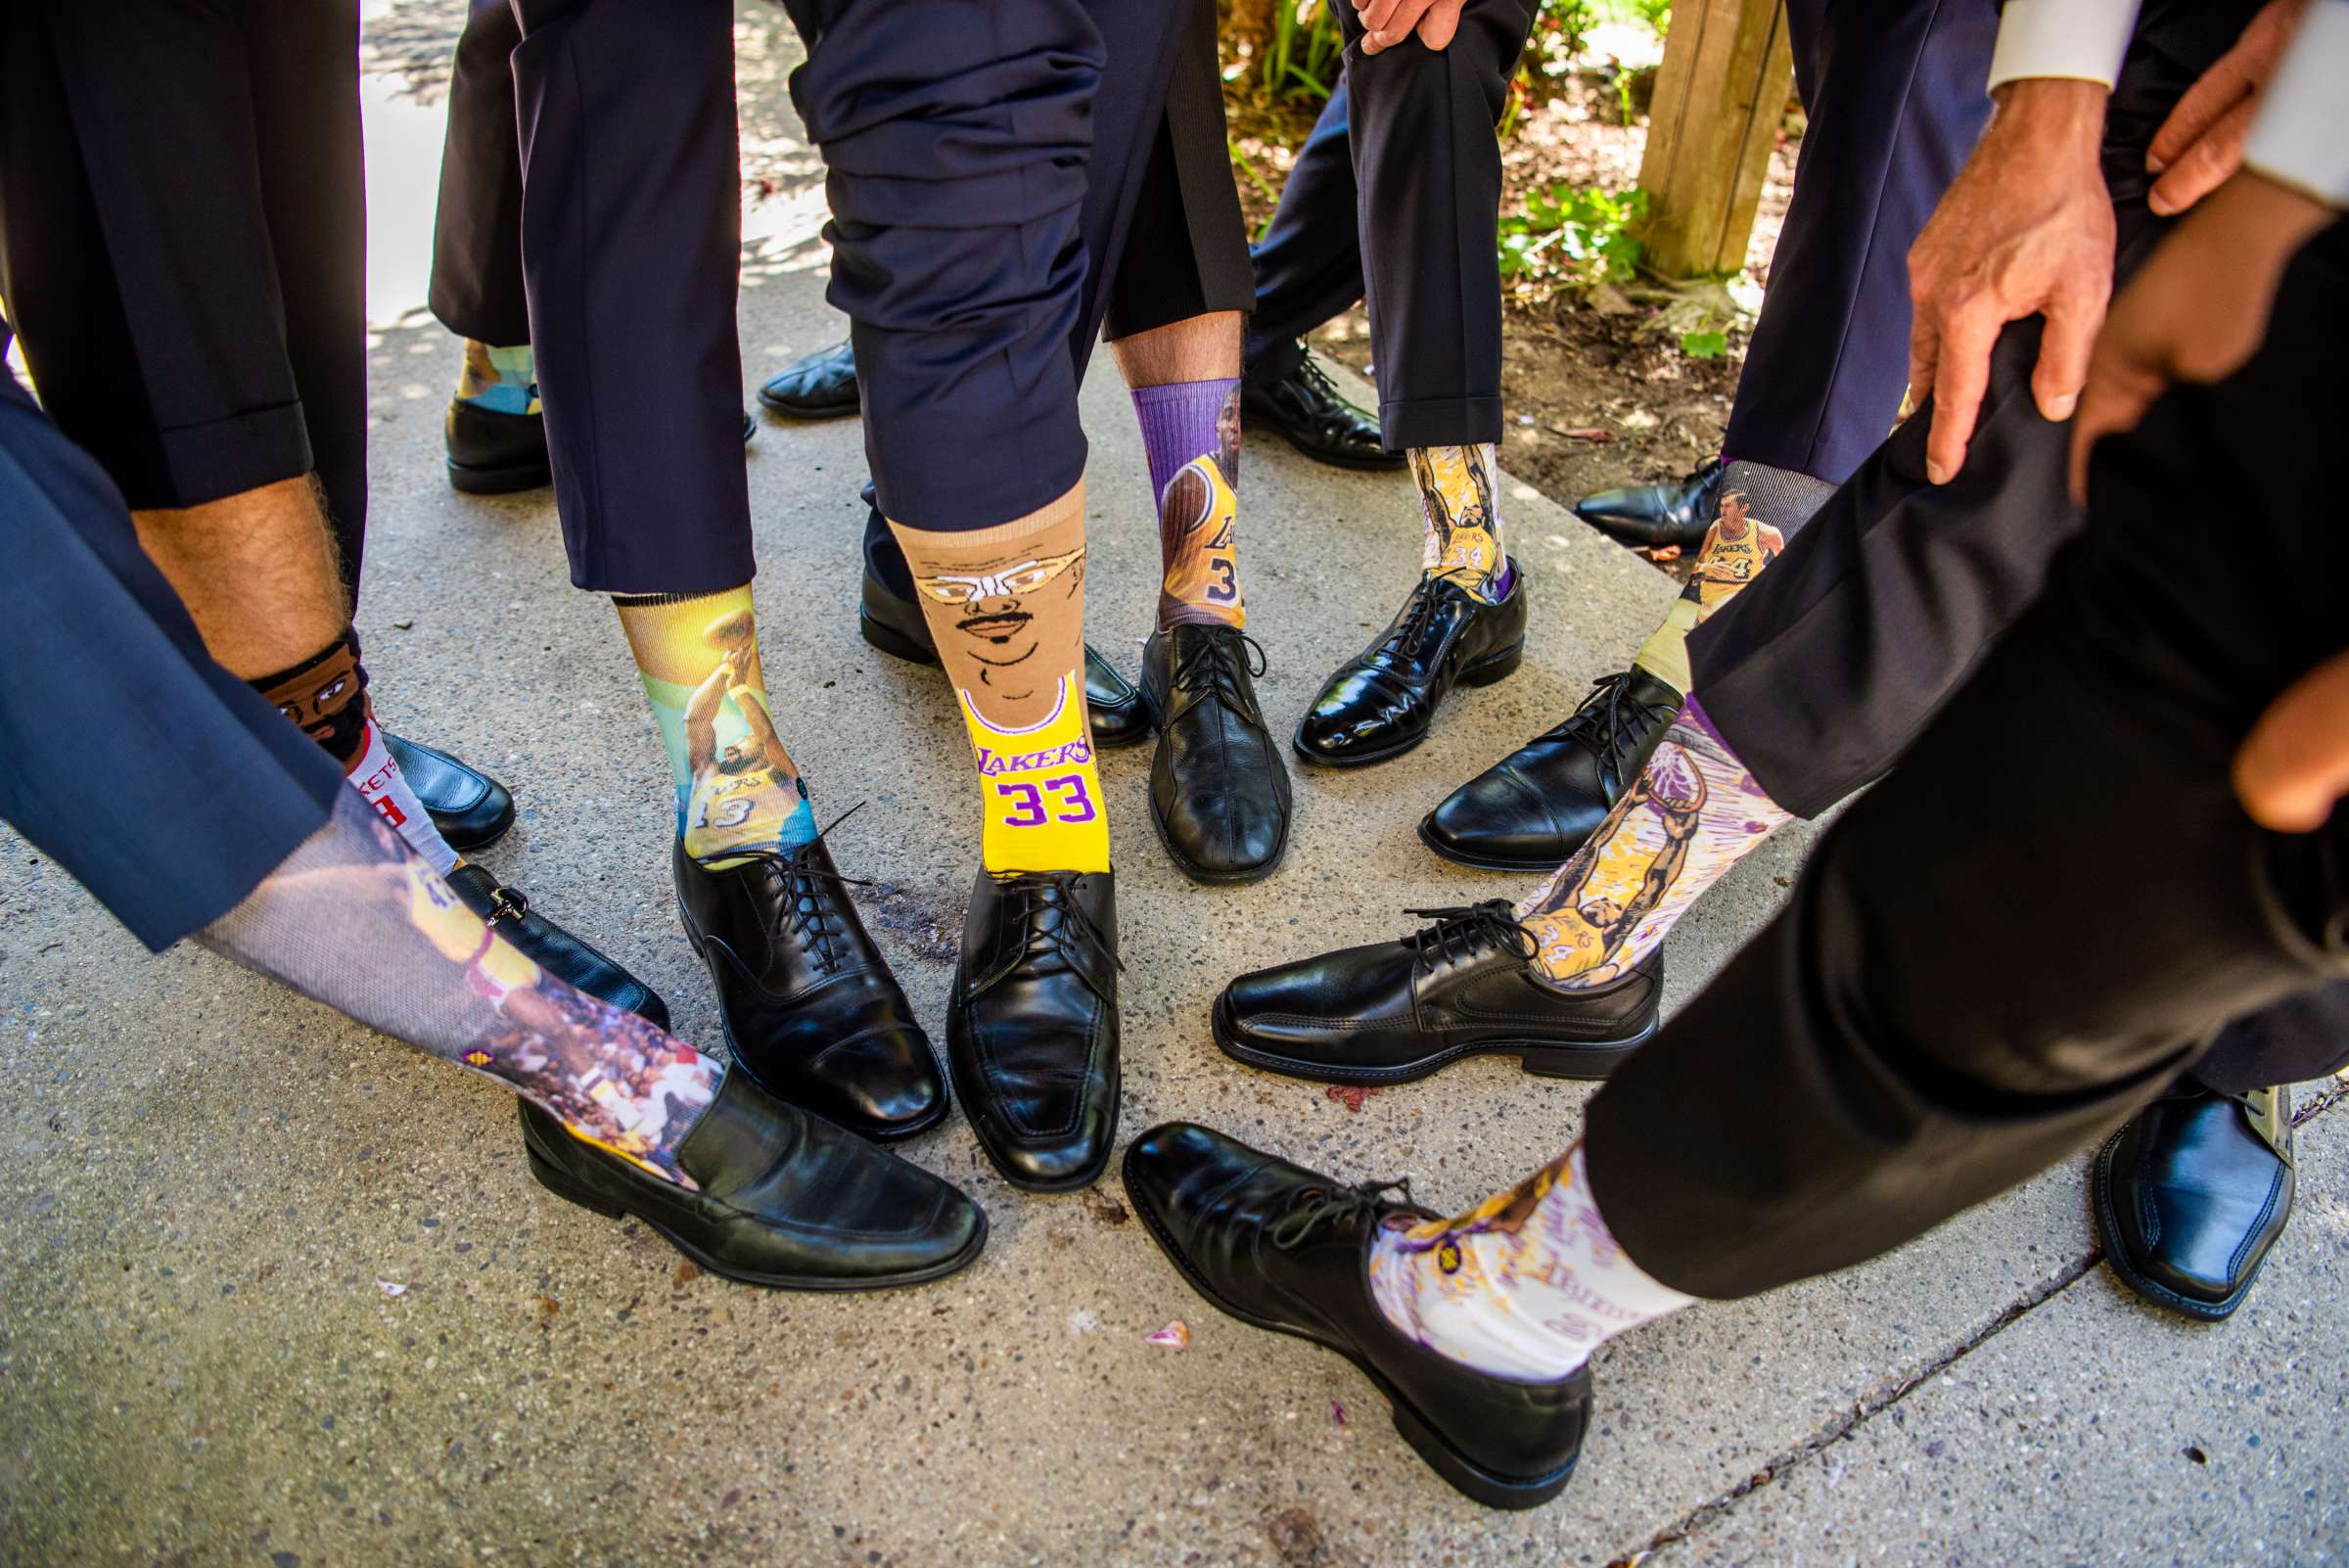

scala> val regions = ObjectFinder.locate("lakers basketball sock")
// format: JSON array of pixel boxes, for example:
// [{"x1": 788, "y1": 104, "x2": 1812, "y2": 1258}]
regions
[
  {"x1": 252, "y1": 633, "x2": 460, "y2": 875},
  {"x1": 1410, "y1": 444, "x2": 1508, "y2": 602},
  {"x1": 887, "y1": 486, "x2": 1110, "y2": 874},
  {"x1": 1514, "y1": 698, "x2": 1790, "y2": 991},
  {"x1": 455, "y1": 340, "x2": 538, "y2": 416},
  {"x1": 613, "y1": 585, "x2": 818, "y2": 866},
  {"x1": 1368, "y1": 1144, "x2": 1691, "y2": 1380},
  {"x1": 1630, "y1": 460, "x2": 1832, "y2": 695},
  {"x1": 202, "y1": 786, "x2": 720, "y2": 1186},
  {"x1": 1132, "y1": 378, "x2": 1246, "y2": 628}
]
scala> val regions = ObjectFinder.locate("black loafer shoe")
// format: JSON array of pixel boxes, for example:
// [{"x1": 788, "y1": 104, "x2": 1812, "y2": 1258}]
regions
[
  {"x1": 1295, "y1": 565, "x2": 1529, "y2": 768},
  {"x1": 2094, "y1": 1083, "x2": 2295, "y2": 1321},
  {"x1": 519, "y1": 1072, "x2": 985, "y2": 1290},
  {"x1": 948, "y1": 868, "x2": 1120, "y2": 1192},
  {"x1": 384, "y1": 731, "x2": 517, "y2": 853},
  {"x1": 673, "y1": 834, "x2": 947, "y2": 1142},
  {"x1": 1214, "y1": 901, "x2": 1658, "y2": 1085},
  {"x1": 1239, "y1": 353, "x2": 1405, "y2": 472},
  {"x1": 1419, "y1": 669, "x2": 1683, "y2": 871},
  {"x1": 447, "y1": 400, "x2": 754, "y2": 494},
  {"x1": 1571, "y1": 457, "x2": 1723, "y2": 552},
  {"x1": 855, "y1": 553, "x2": 1150, "y2": 749},
  {"x1": 757, "y1": 341, "x2": 860, "y2": 420},
  {"x1": 443, "y1": 862, "x2": 669, "y2": 1030},
  {"x1": 1124, "y1": 1123, "x2": 1592, "y2": 1507},
  {"x1": 1140, "y1": 625, "x2": 1291, "y2": 884}
]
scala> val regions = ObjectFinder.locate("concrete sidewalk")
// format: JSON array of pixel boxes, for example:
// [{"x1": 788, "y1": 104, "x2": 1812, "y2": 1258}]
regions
[{"x1": 2, "y1": 8, "x2": 2342, "y2": 1564}]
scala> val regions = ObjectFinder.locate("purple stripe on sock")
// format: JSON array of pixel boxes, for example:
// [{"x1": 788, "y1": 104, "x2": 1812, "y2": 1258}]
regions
[
  {"x1": 1131, "y1": 378, "x2": 1241, "y2": 504},
  {"x1": 1680, "y1": 695, "x2": 1729, "y2": 751}
]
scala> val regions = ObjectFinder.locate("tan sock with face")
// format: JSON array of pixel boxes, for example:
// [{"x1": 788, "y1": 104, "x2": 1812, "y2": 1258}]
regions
[{"x1": 888, "y1": 484, "x2": 1110, "y2": 873}]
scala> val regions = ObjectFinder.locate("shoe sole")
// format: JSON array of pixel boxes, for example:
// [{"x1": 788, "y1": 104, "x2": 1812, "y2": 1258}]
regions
[
  {"x1": 1121, "y1": 1142, "x2": 1580, "y2": 1508},
  {"x1": 1413, "y1": 814, "x2": 1561, "y2": 873},
  {"x1": 755, "y1": 389, "x2": 860, "y2": 421},
  {"x1": 446, "y1": 458, "x2": 553, "y2": 495},
  {"x1": 1291, "y1": 641, "x2": 1525, "y2": 770},
  {"x1": 858, "y1": 609, "x2": 1154, "y2": 750},
  {"x1": 1211, "y1": 992, "x2": 1653, "y2": 1085},
  {"x1": 677, "y1": 902, "x2": 953, "y2": 1145},
  {"x1": 2089, "y1": 1128, "x2": 2263, "y2": 1322},
  {"x1": 1276, "y1": 433, "x2": 1408, "y2": 472},
  {"x1": 526, "y1": 1145, "x2": 987, "y2": 1292}
]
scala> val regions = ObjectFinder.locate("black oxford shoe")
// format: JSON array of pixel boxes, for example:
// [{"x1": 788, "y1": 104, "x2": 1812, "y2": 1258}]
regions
[
  {"x1": 1214, "y1": 901, "x2": 1658, "y2": 1085},
  {"x1": 519, "y1": 1072, "x2": 985, "y2": 1290},
  {"x1": 757, "y1": 341, "x2": 860, "y2": 420},
  {"x1": 1124, "y1": 1123, "x2": 1593, "y2": 1507},
  {"x1": 1240, "y1": 353, "x2": 1405, "y2": 471},
  {"x1": 443, "y1": 862, "x2": 669, "y2": 1030},
  {"x1": 1140, "y1": 625, "x2": 1291, "y2": 884},
  {"x1": 673, "y1": 834, "x2": 947, "y2": 1142},
  {"x1": 383, "y1": 732, "x2": 517, "y2": 853},
  {"x1": 856, "y1": 551, "x2": 1150, "y2": 749},
  {"x1": 2095, "y1": 1083, "x2": 2295, "y2": 1321},
  {"x1": 1420, "y1": 669, "x2": 1683, "y2": 871},
  {"x1": 445, "y1": 400, "x2": 754, "y2": 494},
  {"x1": 1572, "y1": 457, "x2": 1724, "y2": 552},
  {"x1": 1295, "y1": 565, "x2": 1529, "y2": 768},
  {"x1": 949, "y1": 868, "x2": 1120, "y2": 1192}
]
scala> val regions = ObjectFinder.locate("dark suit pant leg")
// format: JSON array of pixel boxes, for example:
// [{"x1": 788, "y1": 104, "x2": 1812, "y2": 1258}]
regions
[
  {"x1": 0, "y1": 381, "x2": 343, "y2": 953},
  {"x1": 505, "y1": 0, "x2": 752, "y2": 593},
  {"x1": 1241, "y1": 81, "x2": 1361, "y2": 390},
  {"x1": 429, "y1": 0, "x2": 532, "y2": 346},
  {"x1": 1336, "y1": 0, "x2": 1537, "y2": 449},
  {"x1": 1586, "y1": 223, "x2": 2349, "y2": 1300},
  {"x1": 0, "y1": 0, "x2": 370, "y2": 594}
]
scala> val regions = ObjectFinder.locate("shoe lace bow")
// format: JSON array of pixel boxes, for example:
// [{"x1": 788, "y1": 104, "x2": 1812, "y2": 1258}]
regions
[
  {"x1": 1268, "y1": 1177, "x2": 1417, "y2": 1251},
  {"x1": 698, "y1": 802, "x2": 873, "y2": 974},
  {"x1": 1403, "y1": 900, "x2": 1537, "y2": 970}
]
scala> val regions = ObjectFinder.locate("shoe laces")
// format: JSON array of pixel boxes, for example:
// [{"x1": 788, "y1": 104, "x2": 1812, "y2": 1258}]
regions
[
  {"x1": 1292, "y1": 355, "x2": 1347, "y2": 408},
  {"x1": 1376, "y1": 577, "x2": 1452, "y2": 667},
  {"x1": 1403, "y1": 900, "x2": 1537, "y2": 971},
  {"x1": 1543, "y1": 671, "x2": 1678, "y2": 772},
  {"x1": 1268, "y1": 1176, "x2": 1418, "y2": 1251},
  {"x1": 698, "y1": 802, "x2": 873, "y2": 975},
  {"x1": 1006, "y1": 874, "x2": 1126, "y2": 979},
  {"x1": 1171, "y1": 626, "x2": 1267, "y2": 715}
]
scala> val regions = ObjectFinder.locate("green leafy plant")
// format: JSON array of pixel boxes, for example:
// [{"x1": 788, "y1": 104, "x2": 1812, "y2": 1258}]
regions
[
  {"x1": 1679, "y1": 328, "x2": 1728, "y2": 358},
  {"x1": 1261, "y1": 0, "x2": 1346, "y2": 105},
  {"x1": 1497, "y1": 183, "x2": 1649, "y2": 293}
]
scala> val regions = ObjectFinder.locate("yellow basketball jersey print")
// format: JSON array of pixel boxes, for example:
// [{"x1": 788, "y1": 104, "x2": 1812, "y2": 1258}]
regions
[
  {"x1": 1687, "y1": 523, "x2": 1776, "y2": 610},
  {"x1": 684, "y1": 763, "x2": 804, "y2": 862},
  {"x1": 960, "y1": 672, "x2": 1110, "y2": 872},
  {"x1": 1158, "y1": 455, "x2": 1244, "y2": 626}
]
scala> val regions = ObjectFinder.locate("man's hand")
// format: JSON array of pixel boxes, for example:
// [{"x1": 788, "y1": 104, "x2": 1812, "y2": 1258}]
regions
[
  {"x1": 1906, "y1": 78, "x2": 2114, "y2": 484},
  {"x1": 1356, "y1": 0, "x2": 1464, "y2": 54},
  {"x1": 2235, "y1": 651, "x2": 2349, "y2": 832},
  {"x1": 2145, "y1": 0, "x2": 2309, "y2": 216},
  {"x1": 2066, "y1": 171, "x2": 2334, "y2": 501}
]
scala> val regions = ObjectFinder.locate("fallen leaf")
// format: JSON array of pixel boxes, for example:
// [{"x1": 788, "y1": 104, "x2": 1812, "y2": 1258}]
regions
[
  {"x1": 673, "y1": 1260, "x2": 701, "y2": 1287},
  {"x1": 1146, "y1": 1320, "x2": 1191, "y2": 1349},
  {"x1": 1324, "y1": 1084, "x2": 1382, "y2": 1114},
  {"x1": 1332, "y1": 1400, "x2": 1347, "y2": 1428},
  {"x1": 1547, "y1": 425, "x2": 1616, "y2": 443}
]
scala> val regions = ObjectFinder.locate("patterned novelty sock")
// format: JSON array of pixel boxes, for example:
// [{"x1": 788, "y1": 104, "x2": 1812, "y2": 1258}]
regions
[
  {"x1": 1630, "y1": 460, "x2": 1831, "y2": 695},
  {"x1": 251, "y1": 633, "x2": 459, "y2": 874},
  {"x1": 1514, "y1": 698, "x2": 1790, "y2": 991},
  {"x1": 1410, "y1": 444, "x2": 1508, "y2": 602},
  {"x1": 614, "y1": 585, "x2": 818, "y2": 867},
  {"x1": 455, "y1": 340, "x2": 539, "y2": 416},
  {"x1": 1133, "y1": 379, "x2": 1245, "y2": 628},
  {"x1": 888, "y1": 486, "x2": 1110, "y2": 874},
  {"x1": 202, "y1": 787, "x2": 720, "y2": 1185},
  {"x1": 1368, "y1": 1144, "x2": 1692, "y2": 1380}
]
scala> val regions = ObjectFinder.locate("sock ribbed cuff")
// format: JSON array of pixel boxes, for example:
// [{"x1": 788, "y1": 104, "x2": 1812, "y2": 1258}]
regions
[{"x1": 1131, "y1": 378, "x2": 1242, "y2": 503}]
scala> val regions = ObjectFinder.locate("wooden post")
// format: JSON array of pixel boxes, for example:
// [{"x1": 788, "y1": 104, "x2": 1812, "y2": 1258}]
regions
[{"x1": 1635, "y1": 0, "x2": 1795, "y2": 279}]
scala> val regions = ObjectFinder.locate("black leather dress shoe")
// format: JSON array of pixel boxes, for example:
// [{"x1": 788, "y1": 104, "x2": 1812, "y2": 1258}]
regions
[
  {"x1": 2094, "y1": 1083, "x2": 2296, "y2": 1321},
  {"x1": 1140, "y1": 625, "x2": 1291, "y2": 884},
  {"x1": 384, "y1": 731, "x2": 517, "y2": 853},
  {"x1": 443, "y1": 862, "x2": 669, "y2": 1030},
  {"x1": 1124, "y1": 1123, "x2": 1593, "y2": 1507},
  {"x1": 856, "y1": 560, "x2": 1151, "y2": 749},
  {"x1": 757, "y1": 341, "x2": 860, "y2": 420},
  {"x1": 519, "y1": 1072, "x2": 985, "y2": 1290},
  {"x1": 1572, "y1": 457, "x2": 1724, "y2": 552},
  {"x1": 948, "y1": 868, "x2": 1120, "y2": 1192},
  {"x1": 1419, "y1": 669, "x2": 1683, "y2": 871},
  {"x1": 445, "y1": 401, "x2": 754, "y2": 493},
  {"x1": 673, "y1": 834, "x2": 947, "y2": 1142},
  {"x1": 1215, "y1": 901, "x2": 1658, "y2": 1085},
  {"x1": 1240, "y1": 353, "x2": 1405, "y2": 471},
  {"x1": 1295, "y1": 565, "x2": 1529, "y2": 768}
]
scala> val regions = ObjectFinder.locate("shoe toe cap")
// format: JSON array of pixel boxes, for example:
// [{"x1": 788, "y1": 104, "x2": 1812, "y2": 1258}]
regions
[
  {"x1": 1122, "y1": 1122, "x2": 1251, "y2": 1224},
  {"x1": 1423, "y1": 769, "x2": 1563, "y2": 867}
]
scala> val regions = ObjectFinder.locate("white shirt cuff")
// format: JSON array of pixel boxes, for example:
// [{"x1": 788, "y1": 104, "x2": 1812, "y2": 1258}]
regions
[
  {"x1": 1987, "y1": 0, "x2": 2140, "y2": 94},
  {"x1": 2245, "y1": 0, "x2": 2349, "y2": 208}
]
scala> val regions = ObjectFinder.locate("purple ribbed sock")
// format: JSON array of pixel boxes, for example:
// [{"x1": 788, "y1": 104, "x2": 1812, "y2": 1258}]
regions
[{"x1": 1131, "y1": 378, "x2": 1242, "y2": 504}]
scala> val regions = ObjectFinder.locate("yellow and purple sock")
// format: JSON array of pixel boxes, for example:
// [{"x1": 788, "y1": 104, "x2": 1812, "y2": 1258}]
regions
[
  {"x1": 1133, "y1": 379, "x2": 1246, "y2": 628},
  {"x1": 1410, "y1": 444, "x2": 1509, "y2": 602}
]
